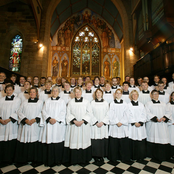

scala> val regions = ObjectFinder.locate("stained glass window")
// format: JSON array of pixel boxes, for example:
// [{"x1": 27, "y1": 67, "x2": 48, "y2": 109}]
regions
[
  {"x1": 72, "y1": 25, "x2": 100, "y2": 76},
  {"x1": 9, "y1": 35, "x2": 23, "y2": 72}
]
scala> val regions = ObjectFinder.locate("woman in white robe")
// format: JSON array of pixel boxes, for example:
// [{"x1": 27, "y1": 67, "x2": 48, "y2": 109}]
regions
[
  {"x1": 39, "y1": 81, "x2": 52, "y2": 103},
  {"x1": 145, "y1": 90, "x2": 171, "y2": 161},
  {"x1": 91, "y1": 76, "x2": 101, "y2": 92},
  {"x1": 18, "y1": 81, "x2": 31, "y2": 102},
  {"x1": 82, "y1": 81, "x2": 94, "y2": 102},
  {"x1": 39, "y1": 86, "x2": 66, "y2": 166},
  {"x1": 0, "y1": 84, "x2": 21, "y2": 163},
  {"x1": 91, "y1": 89, "x2": 109, "y2": 162},
  {"x1": 167, "y1": 92, "x2": 174, "y2": 157},
  {"x1": 64, "y1": 86, "x2": 92, "y2": 165},
  {"x1": 108, "y1": 89, "x2": 130, "y2": 162},
  {"x1": 128, "y1": 90, "x2": 147, "y2": 160},
  {"x1": 15, "y1": 87, "x2": 43, "y2": 164},
  {"x1": 103, "y1": 82, "x2": 114, "y2": 104}
]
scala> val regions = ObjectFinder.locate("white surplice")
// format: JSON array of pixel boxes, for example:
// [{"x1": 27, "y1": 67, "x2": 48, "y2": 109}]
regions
[
  {"x1": 0, "y1": 96, "x2": 21, "y2": 141},
  {"x1": 40, "y1": 97, "x2": 66, "y2": 144},
  {"x1": 90, "y1": 100, "x2": 109, "y2": 139}
]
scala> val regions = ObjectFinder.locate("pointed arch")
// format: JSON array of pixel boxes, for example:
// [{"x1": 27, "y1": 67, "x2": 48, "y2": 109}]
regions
[{"x1": 71, "y1": 24, "x2": 101, "y2": 77}]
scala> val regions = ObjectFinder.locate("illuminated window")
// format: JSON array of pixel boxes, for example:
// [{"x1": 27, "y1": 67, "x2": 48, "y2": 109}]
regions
[
  {"x1": 9, "y1": 35, "x2": 23, "y2": 72},
  {"x1": 72, "y1": 25, "x2": 100, "y2": 76}
]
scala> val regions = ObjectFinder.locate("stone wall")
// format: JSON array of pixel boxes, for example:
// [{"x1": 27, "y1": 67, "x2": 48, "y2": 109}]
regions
[{"x1": 0, "y1": 1, "x2": 40, "y2": 77}]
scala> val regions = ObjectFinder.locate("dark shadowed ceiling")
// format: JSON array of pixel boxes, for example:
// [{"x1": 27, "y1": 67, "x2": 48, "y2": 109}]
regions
[{"x1": 51, "y1": 0, "x2": 123, "y2": 40}]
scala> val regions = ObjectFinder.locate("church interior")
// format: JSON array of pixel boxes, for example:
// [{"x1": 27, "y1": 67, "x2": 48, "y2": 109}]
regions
[{"x1": 0, "y1": 0, "x2": 174, "y2": 174}]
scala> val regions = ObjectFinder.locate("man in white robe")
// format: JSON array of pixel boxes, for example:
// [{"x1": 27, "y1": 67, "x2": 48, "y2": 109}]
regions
[
  {"x1": 145, "y1": 90, "x2": 171, "y2": 161},
  {"x1": 158, "y1": 81, "x2": 170, "y2": 104}
]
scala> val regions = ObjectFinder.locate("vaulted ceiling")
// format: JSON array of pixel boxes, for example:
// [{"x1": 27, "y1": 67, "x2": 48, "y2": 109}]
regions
[{"x1": 51, "y1": 0, "x2": 123, "y2": 41}]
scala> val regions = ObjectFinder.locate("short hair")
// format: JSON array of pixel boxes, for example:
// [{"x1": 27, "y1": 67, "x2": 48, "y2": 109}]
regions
[
  {"x1": 11, "y1": 74, "x2": 17, "y2": 78},
  {"x1": 115, "y1": 88, "x2": 123, "y2": 94},
  {"x1": 94, "y1": 88, "x2": 103, "y2": 98},
  {"x1": 105, "y1": 80, "x2": 111, "y2": 87},
  {"x1": 29, "y1": 87, "x2": 38, "y2": 97},
  {"x1": 116, "y1": 77, "x2": 121, "y2": 80},
  {"x1": 52, "y1": 86, "x2": 59, "y2": 91},
  {"x1": 85, "y1": 80, "x2": 93, "y2": 86},
  {"x1": 74, "y1": 86, "x2": 82, "y2": 93},
  {"x1": 33, "y1": 76, "x2": 39, "y2": 79},
  {"x1": 24, "y1": 81, "x2": 31, "y2": 85},
  {"x1": 154, "y1": 75, "x2": 160, "y2": 79},
  {"x1": 94, "y1": 76, "x2": 100, "y2": 81},
  {"x1": 86, "y1": 76, "x2": 91, "y2": 79},
  {"x1": 137, "y1": 77, "x2": 142, "y2": 80},
  {"x1": 151, "y1": 89, "x2": 159, "y2": 95},
  {"x1": 130, "y1": 77, "x2": 135, "y2": 80},
  {"x1": 158, "y1": 81, "x2": 164, "y2": 85},
  {"x1": 100, "y1": 76, "x2": 105, "y2": 79},
  {"x1": 122, "y1": 81, "x2": 129, "y2": 86},
  {"x1": 141, "y1": 80, "x2": 148, "y2": 84},
  {"x1": 64, "y1": 81, "x2": 70, "y2": 86},
  {"x1": 129, "y1": 90, "x2": 139, "y2": 99},
  {"x1": 5, "y1": 84, "x2": 14, "y2": 91},
  {"x1": 20, "y1": 76, "x2": 26, "y2": 80},
  {"x1": 4, "y1": 79, "x2": 13, "y2": 84},
  {"x1": 112, "y1": 77, "x2": 117, "y2": 81},
  {"x1": 40, "y1": 77, "x2": 46, "y2": 80},
  {"x1": 0, "y1": 72, "x2": 6, "y2": 77},
  {"x1": 170, "y1": 91, "x2": 174, "y2": 102},
  {"x1": 45, "y1": 80, "x2": 52, "y2": 86}
]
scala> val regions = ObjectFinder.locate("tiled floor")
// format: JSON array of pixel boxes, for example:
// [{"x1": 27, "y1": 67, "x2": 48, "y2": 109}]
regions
[{"x1": 0, "y1": 157, "x2": 174, "y2": 174}]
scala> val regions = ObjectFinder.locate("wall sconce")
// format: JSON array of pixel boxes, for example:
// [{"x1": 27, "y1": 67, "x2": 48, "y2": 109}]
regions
[
  {"x1": 130, "y1": 47, "x2": 133, "y2": 52},
  {"x1": 39, "y1": 43, "x2": 43, "y2": 48}
]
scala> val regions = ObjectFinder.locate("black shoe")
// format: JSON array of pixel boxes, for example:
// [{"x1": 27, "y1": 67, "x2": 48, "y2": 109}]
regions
[{"x1": 99, "y1": 157, "x2": 104, "y2": 162}]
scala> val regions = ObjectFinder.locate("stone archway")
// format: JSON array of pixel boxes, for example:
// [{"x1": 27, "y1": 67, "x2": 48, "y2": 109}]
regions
[{"x1": 40, "y1": 0, "x2": 134, "y2": 80}]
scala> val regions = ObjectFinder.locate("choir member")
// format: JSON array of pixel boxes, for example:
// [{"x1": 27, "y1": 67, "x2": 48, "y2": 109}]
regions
[
  {"x1": 59, "y1": 81, "x2": 73, "y2": 105},
  {"x1": 168, "y1": 73, "x2": 174, "y2": 91},
  {"x1": 40, "y1": 86, "x2": 66, "y2": 166},
  {"x1": 111, "y1": 77, "x2": 119, "y2": 93},
  {"x1": 40, "y1": 77, "x2": 46, "y2": 87},
  {"x1": 151, "y1": 75, "x2": 160, "y2": 90},
  {"x1": 70, "y1": 77, "x2": 76, "y2": 92},
  {"x1": 0, "y1": 84, "x2": 21, "y2": 163},
  {"x1": 145, "y1": 90, "x2": 171, "y2": 161},
  {"x1": 27, "y1": 76, "x2": 32, "y2": 84},
  {"x1": 121, "y1": 82, "x2": 131, "y2": 103},
  {"x1": 90, "y1": 89, "x2": 109, "y2": 162},
  {"x1": 47, "y1": 76, "x2": 52, "y2": 82},
  {"x1": 15, "y1": 87, "x2": 43, "y2": 164},
  {"x1": 82, "y1": 80, "x2": 94, "y2": 102},
  {"x1": 61, "y1": 77, "x2": 66, "y2": 88},
  {"x1": 53, "y1": 77, "x2": 62, "y2": 93},
  {"x1": 85, "y1": 76, "x2": 91, "y2": 83},
  {"x1": 128, "y1": 90, "x2": 147, "y2": 160},
  {"x1": 39, "y1": 81, "x2": 52, "y2": 103},
  {"x1": 108, "y1": 89, "x2": 130, "y2": 162},
  {"x1": 167, "y1": 92, "x2": 174, "y2": 157},
  {"x1": 116, "y1": 77, "x2": 121, "y2": 86},
  {"x1": 137, "y1": 77, "x2": 142, "y2": 87},
  {"x1": 100, "y1": 76, "x2": 105, "y2": 88},
  {"x1": 64, "y1": 86, "x2": 92, "y2": 164},
  {"x1": 161, "y1": 77, "x2": 172, "y2": 94},
  {"x1": 158, "y1": 81, "x2": 170, "y2": 104},
  {"x1": 10, "y1": 74, "x2": 18, "y2": 85},
  {"x1": 139, "y1": 81, "x2": 151, "y2": 105},
  {"x1": 143, "y1": 76, "x2": 153, "y2": 91},
  {"x1": 0, "y1": 72, "x2": 5, "y2": 91},
  {"x1": 33, "y1": 76, "x2": 40, "y2": 88},
  {"x1": 103, "y1": 81, "x2": 114, "y2": 104},
  {"x1": 125, "y1": 75, "x2": 130, "y2": 83},
  {"x1": 129, "y1": 77, "x2": 140, "y2": 93},
  {"x1": 77, "y1": 76, "x2": 84, "y2": 90},
  {"x1": 18, "y1": 81, "x2": 31, "y2": 102},
  {"x1": 15, "y1": 76, "x2": 25, "y2": 94},
  {"x1": 91, "y1": 76, "x2": 101, "y2": 92}
]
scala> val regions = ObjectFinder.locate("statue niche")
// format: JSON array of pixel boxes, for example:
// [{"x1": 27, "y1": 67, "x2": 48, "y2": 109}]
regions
[
  {"x1": 104, "y1": 57, "x2": 110, "y2": 78},
  {"x1": 61, "y1": 56, "x2": 68, "y2": 77}
]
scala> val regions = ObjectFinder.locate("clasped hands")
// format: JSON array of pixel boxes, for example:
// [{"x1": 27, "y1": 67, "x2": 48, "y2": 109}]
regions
[
  {"x1": 0, "y1": 119, "x2": 11, "y2": 125},
  {"x1": 25, "y1": 118, "x2": 36, "y2": 126},
  {"x1": 74, "y1": 120, "x2": 84, "y2": 127}
]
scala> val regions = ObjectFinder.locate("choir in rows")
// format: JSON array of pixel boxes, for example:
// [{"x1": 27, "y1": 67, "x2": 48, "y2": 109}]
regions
[{"x1": 0, "y1": 72, "x2": 174, "y2": 167}]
